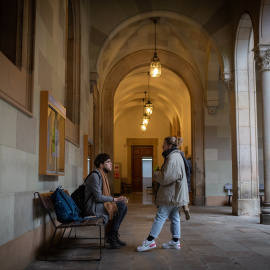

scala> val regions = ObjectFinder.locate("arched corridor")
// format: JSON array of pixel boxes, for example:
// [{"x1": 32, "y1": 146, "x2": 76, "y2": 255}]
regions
[{"x1": 1, "y1": 0, "x2": 270, "y2": 269}]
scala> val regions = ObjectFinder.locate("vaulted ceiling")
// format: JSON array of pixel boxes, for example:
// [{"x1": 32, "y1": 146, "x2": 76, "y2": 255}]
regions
[{"x1": 89, "y1": 0, "x2": 233, "y2": 129}]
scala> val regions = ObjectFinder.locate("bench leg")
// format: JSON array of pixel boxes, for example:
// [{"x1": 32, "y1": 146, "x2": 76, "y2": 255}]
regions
[
  {"x1": 99, "y1": 225, "x2": 102, "y2": 261},
  {"x1": 104, "y1": 226, "x2": 106, "y2": 247},
  {"x1": 228, "y1": 195, "x2": 232, "y2": 206},
  {"x1": 45, "y1": 228, "x2": 57, "y2": 261},
  {"x1": 68, "y1": 227, "x2": 73, "y2": 238},
  {"x1": 58, "y1": 228, "x2": 66, "y2": 247}
]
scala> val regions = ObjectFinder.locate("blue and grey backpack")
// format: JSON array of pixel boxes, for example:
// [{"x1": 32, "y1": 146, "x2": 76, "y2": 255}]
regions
[
  {"x1": 71, "y1": 170, "x2": 100, "y2": 215},
  {"x1": 51, "y1": 186, "x2": 82, "y2": 223}
]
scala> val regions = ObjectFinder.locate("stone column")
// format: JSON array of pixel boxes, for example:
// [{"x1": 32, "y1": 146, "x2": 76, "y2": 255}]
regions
[
  {"x1": 224, "y1": 73, "x2": 238, "y2": 215},
  {"x1": 254, "y1": 45, "x2": 270, "y2": 224},
  {"x1": 90, "y1": 72, "x2": 100, "y2": 158}
]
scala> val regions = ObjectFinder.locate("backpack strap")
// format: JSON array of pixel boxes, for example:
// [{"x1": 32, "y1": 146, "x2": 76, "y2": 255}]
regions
[
  {"x1": 83, "y1": 170, "x2": 101, "y2": 208},
  {"x1": 84, "y1": 170, "x2": 100, "y2": 184}
]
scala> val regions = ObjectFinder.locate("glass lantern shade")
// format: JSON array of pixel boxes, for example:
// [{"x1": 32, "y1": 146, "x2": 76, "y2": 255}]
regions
[
  {"x1": 145, "y1": 100, "x2": 154, "y2": 116},
  {"x1": 140, "y1": 122, "x2": 147, "y2": 131},
  {"x1": 143, "y1": 118, "x2": 149, "y2": 125},
  {"x1": 150, "y1": 55, "x2": 161, "y2": 77},
  {"x1": 142, "y1": 113, "x2": 150, "y2": 125}
]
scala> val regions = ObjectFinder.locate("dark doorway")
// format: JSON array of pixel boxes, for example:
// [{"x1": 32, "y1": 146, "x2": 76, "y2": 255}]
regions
[{"x1": 131, "y1": 146, "x2": 153, "y2": 192}]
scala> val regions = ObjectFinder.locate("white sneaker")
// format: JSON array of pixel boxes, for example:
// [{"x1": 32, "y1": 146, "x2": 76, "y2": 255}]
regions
[
  {"x1": 137, "y1": 239, "x2": 156, "y2": 252},
  {"x1": 162, "y1": 240, "x2": 181, "y2": 250}
]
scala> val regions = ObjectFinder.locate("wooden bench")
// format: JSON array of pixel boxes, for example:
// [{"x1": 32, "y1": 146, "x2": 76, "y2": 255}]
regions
[
  {"x1": 224, "y1": 184, "x2": 265, "y2": 207},
  {"x1": 224, "y1": 184, "x2": 233, "y2": 206},
  {"x1": 35, "y1": 191, "x2": 104, "y2": 261}
]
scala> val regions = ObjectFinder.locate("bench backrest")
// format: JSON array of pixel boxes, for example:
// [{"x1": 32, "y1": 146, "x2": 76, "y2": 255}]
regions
[
  {"x1": 35, "y1": 190, "x2": 70, "y2": 228},
  {"x1": 224, "y1": 184, "x2": 264, "y2": 195},
  {"x1": 224, "y1": 184, "x2": 232, "y2": 195}
]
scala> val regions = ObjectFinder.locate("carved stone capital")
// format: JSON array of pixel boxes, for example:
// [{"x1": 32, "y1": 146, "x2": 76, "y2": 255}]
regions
[
  {"x1": 254, "y1": 45, "x2": 270, "y2": 71},
  {"x1": 205, "y1": 99, "x2": 218, "y2": 115},
  {"x1": 206, "y1": 106, "x2": 217, "y2": 115},
  {"x1": 93, "y1": 88, "x2": 99, "y2": 108},
  {"x1": 90, "y1": 72, "x2": 99, "y2": 94},
  {"x1": 224, "y1": 79, "x2": 234, "y2": 95},
  {"x1": 90, "y1": 80, "x2": 97, "y2": 94},
  {"x1": 223, "y1": 72, "x2": 235, "y2": 95}
]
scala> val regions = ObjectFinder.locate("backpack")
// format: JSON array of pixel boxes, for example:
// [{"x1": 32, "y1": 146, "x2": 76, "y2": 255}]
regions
[
  {"x1": 71, "y1": 171, "x2": 100, "y2": 215},
  {"x1": 180, "y1": 151, "x2": 192, "y2": 192},
  {"x1": 51, "y1": 186, "x2": 82, "y2": 223}
]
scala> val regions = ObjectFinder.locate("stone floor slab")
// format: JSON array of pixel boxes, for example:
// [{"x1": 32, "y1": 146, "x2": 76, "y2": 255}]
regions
[{"x1": 25, "y1": 192, "x2": 270, "y2": 270}]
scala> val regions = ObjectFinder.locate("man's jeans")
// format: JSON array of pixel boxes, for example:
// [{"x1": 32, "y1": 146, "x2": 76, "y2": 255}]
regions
[
  {"x1": 111, "y1": 201, "x2": 127, "y2": 232},
  {"x1": 149, "y1": 205, "x2": 180, "y2": 239}
]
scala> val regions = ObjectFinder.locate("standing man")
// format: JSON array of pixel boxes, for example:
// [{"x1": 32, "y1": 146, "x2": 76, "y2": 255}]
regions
[{"x1": 84, "y1": 153, "x2": 128, "y2": 249}]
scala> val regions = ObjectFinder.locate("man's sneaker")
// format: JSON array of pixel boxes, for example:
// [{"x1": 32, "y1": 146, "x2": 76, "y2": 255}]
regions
[
  {"x1": 137, "y1": 239, "x2": 156, "y2": 252},
  {"x1": 162, "y1": 240, "x2": 181, "y2": 250},
  {"x1": 182, "y1": 205, "x2": 190, "y2": 220}
]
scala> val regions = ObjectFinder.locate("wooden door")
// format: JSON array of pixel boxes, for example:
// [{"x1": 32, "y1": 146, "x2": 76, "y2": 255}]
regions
[{"x1": 131, "y1": 146, "x2": 153, "y2": 192}]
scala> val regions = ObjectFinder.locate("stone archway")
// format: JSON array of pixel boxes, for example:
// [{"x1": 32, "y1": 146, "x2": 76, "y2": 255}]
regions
[{"x1": 101, "y1": 50, "x2": 205, "y2": 205}]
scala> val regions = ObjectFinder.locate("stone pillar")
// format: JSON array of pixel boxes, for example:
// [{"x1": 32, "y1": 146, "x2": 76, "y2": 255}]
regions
[
  {"x1": 224, "y1": 71, "x2": 260, "y2": 216},
  {"x1": 254, "y1": 45, "x2": 270, "y2": 224},
  {"x1": 224, "y1": 73, "x2": 238, "y2": 215}
]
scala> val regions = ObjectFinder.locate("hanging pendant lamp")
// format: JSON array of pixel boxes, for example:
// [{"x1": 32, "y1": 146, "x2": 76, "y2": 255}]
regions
[
  {"x1": 150, "y1": 17, "x2": 161, "y2": 77},
  {"x1": 141, "y1": 96, "x2": 150, "y2": 125},
  {"x1": 140, "y1": 122, "x2": 147, "y2": 131},
  {"x1": 145, "y1": 74, "x2": 154, "y2": 115},
  {"x1": 140, "y1": 96, "x2": 149, "y2": 132}
]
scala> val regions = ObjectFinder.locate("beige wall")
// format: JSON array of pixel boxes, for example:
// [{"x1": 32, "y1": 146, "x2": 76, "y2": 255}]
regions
[{"x1": 204, "y1": 80, "x2": 232, "y2": 201}]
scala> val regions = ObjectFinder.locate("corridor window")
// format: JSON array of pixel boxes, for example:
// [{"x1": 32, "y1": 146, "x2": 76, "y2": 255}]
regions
[
  {"x1": 0, "y1": 0, "x2": 23, "y2": 66},
  {"x1": 0, "y1": 0, "x2": 35, "y2": 115}
]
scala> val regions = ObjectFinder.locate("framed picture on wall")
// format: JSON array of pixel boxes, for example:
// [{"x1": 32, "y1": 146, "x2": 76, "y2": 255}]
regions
[{"x1": 39, "y1": 91, "x2": 66, "y2": 175}]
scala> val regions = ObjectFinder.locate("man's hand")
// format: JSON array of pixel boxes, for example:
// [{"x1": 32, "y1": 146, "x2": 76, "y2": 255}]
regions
[{"x1": 114, "y1": 196, "x2": 127, "y2": 202}]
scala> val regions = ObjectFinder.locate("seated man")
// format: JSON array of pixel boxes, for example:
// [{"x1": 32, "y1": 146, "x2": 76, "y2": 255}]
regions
[{"x1": 84, "y1": 153, "x2": 128, "y2": 249}]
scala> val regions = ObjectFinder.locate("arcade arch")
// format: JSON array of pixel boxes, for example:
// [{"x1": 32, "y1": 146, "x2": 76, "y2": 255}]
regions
[{"x1": 101, "y1": 50, "x2": 206, "y2": 205}]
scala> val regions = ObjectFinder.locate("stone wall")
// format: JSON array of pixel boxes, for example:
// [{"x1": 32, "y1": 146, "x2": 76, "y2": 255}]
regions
[{"x1": 0, "y1": 1, "x2": 92, "y2": 269}]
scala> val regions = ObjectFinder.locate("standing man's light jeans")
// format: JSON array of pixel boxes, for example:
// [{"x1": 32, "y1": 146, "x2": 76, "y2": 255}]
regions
[{"x1": 149, "y1": 205, "x2": 180, "y2": 239}]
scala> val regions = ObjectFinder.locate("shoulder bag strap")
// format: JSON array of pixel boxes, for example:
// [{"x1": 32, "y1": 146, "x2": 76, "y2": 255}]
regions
[{"x1": 83, "y1": 170, "x2": 101, "y2": 208}]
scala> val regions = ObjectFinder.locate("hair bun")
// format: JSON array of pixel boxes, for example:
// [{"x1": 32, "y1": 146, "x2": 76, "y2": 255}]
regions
[{"x1": 176, "y1": 137, "x2": 183, "y2": 147}]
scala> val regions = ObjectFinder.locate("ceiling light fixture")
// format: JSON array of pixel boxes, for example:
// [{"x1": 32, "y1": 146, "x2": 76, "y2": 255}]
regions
[
  {"x1": 150, "y1": 17, "x2": 161, "y2": 77},
  {"x1": 140, "y1": 122, "x2": 147, "y2": 131},
  {"x1": 145, "y1": 73, "x2": 154, "y2": 115},
  {"x1": 142, "y1": 95, "x2": 150, "y2": 125},
  {"x1": 140, "y1": 95, "x2": 150, "y2": 132}
]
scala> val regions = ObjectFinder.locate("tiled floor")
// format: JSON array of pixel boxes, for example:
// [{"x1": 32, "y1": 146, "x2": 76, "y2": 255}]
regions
[{"x1": 25, "y1": 192, "x2": 270, "y2": 270}]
